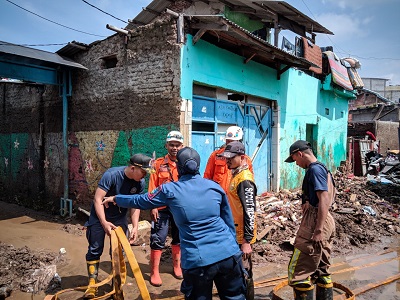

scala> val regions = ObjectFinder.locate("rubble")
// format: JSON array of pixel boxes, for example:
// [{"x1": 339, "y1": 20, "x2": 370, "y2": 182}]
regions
[{"x1": 252, "y1": 171, "x2": 400, "y2": 265}]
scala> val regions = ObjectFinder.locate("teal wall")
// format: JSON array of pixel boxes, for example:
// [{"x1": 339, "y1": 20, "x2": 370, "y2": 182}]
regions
[
  {"x1": 181, "y1": 35, "x2": 280, "y2": 101},
  {"x1": 181, "y1": 35, "x2": 349, "y2": 190},
  {"x1": 279, "y1": 69, "x2": 349, "y2": 189}
]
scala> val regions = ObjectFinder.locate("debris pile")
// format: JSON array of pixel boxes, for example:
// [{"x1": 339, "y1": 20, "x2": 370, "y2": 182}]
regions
[
  {"x1": 0, "y1": 243, "x2": 65, "y2": 296},
  {"x1": 252, "y1": 171, "x2": 400, "y2": 265}
]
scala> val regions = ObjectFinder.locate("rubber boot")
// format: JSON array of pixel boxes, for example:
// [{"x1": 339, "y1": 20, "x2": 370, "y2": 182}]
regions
[
  {"x1": 83, "y1": 260, "x2": 99, "y2": 299},
  {"x1": 171, "y1": 245, "x2": 183, "y2": 279},
  {"x1": 293, "y1": 285, "x2": 314, "y2": 300},
  {"x1": 150, "y1": 250, "x2": 162, "y2": 287},
  {"x1": 316, "y1": 282, "x2": 333, "y2": 300}
]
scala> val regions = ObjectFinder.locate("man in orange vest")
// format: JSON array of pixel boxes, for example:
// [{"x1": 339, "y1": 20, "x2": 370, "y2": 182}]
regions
[
  {"x1": 204, "y1": 126, "x2": 253, "y2": 194},
  {"x1": 147, "y1": 131, "x2": 184, "y2": 286}
]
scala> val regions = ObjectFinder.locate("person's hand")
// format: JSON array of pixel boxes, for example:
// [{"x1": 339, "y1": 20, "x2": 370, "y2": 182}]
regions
[
  {"x1": 301, "y1": 201, "x2": 310, "y2": 214},
  {"x1": 312, "y1": 229, "x2": 323, "y2": 242},
  {"x1": 129, "y1": 226, "x2": 138, "y2": 245},
  {"x1": 102, "y1": 196, "x2": 116, "y2": 208},
  {"x1": 101, "y1": 221, "x2": 117, "y2": 236},
  {"x1": 241, "y1": 241, "x2": 252, "y2": 259},
  {"x1": 150, "y1": 208, "x2": 159, "y2": 222}
]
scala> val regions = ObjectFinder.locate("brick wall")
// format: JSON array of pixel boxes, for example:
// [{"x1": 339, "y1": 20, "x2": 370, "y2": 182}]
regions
[{"x1": 0, "y1": 18, "x2": 183, "y2": 211}]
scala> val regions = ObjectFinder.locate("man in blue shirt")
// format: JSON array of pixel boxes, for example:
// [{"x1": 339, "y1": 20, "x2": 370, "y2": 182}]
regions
[
  {"x1": 83, "y1": 153, "x2": 152, "y2": 299},
  {"x1": 102, "y1": 147, "x2": 246, "y2": 300},
  {"x1": 285, "y1": 140, "x2": 336, "y2": 300}
]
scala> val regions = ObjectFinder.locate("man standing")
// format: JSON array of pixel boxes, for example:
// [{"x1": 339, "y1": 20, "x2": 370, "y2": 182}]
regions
[
  {"x1": 102, "y1": 147, "x2": 246, "y2": 300},
  {"x1": 285, "y1": 140, "x2": 336, "y2": 300},
  {"x1": 148, "y1": 131, "x2": 184, "y2": 286},
  {"x1": 83, "y1": 153, "x2": 153, "y2": 299},
  {"x1": 204, "y1": 126, "x2": 253, "y2": 194},
  {"x1": 219, "y1": 141, "x2": 257, "y2": 299}
]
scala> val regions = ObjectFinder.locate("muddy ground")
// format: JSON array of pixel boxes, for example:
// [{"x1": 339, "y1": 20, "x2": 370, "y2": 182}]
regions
[{"x1": 0, "y1": 172, "x2": 399, "y2": 299}]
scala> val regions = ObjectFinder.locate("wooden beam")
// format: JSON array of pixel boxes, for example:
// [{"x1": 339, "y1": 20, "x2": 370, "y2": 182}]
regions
[
  {"x1": 193, "y1": 28, "x2": 207, "y2": 45},
  {"x1": 244, "y1": 53, "x2": 256, "y2": 64}
]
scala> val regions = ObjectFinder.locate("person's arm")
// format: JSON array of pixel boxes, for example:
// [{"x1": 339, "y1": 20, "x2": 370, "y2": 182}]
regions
[
  {"x1": 237, "y1": 180, "x2": 257, "y2": 255},
  {"x1": 129, "y1": 208, "x2": 140, "y2": 245},
  {"x1": 203, "y1": 152, "x2": 216, "y2": 179},
  {"x1": 93, "y1": 187, "x2": 117, "y2": 236},
  {"x1": 312, "y1": 190, "x2": 330, "y2": 242},
  {"x1": 103, "y1": 186, "x2": 167, "y2": 210},
  {"x1": 311, "y1": 165, "x2": 332, "y2": 242}
]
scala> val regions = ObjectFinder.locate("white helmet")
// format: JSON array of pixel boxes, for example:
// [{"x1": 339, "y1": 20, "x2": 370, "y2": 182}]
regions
[
  {"x1": 166, "y1": 131, "x2": 184, "y2": 143},
  {"x1": 225, "y1": 126, "x2": 243, "y2": 141}
]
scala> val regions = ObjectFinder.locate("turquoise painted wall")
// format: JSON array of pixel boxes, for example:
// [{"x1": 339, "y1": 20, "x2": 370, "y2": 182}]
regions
[
  {"x1": 278, "y1": 69, "x2": 348, "y2": 189},
  {"x1": 181, "y1": 35, "x2": 349, "y2": 190},
  {"x1": 181, "y1": 35, "x2": 280, "y2": 101}
]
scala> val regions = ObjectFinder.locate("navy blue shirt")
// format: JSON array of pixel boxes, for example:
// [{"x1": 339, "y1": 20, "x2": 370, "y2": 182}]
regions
[
  {"x1": 87, "y1": 166, "x2": 145, "y2": 226},
  {"x1": 302, "y1": 162, "x2": 329, "y2": 207}
]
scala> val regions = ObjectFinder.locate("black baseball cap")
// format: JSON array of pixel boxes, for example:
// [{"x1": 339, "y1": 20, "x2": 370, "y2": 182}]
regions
[
  {"x1": 285, "y1": 140, "x2": 312, "y2": 163},
  {"x1": 219, "y1": 141, "x2": 245, "y2": 158},
  {"x1": 129, "y1": 154, "x2": 154, "y2": 173}
]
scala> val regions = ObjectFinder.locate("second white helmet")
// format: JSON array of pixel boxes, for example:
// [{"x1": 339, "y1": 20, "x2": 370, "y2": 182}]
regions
[
  {"x1": 225, "y1": 126, "x2": 243, "y2": 141},
  {"x1": 166, "y1": 131, "x2": 184, "y2": 143}
]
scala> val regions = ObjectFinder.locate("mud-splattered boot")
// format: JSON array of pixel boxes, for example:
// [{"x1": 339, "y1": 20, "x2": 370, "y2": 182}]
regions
[
  {"x1": 316, "y1": 278, "x2": 333, "y2": 300},
  {"x1": 293, "y1": 285, "x2": 314, "y2": 300},
  {"x1": 83, "y1": 260, "x2": 99, "y2": 299}
]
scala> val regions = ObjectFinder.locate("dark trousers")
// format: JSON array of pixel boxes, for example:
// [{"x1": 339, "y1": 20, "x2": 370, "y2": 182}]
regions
[
  {"x1": 150, "y1": 208, "x2": 180, "y2": 249},
  {"x1": 85, "y1": 219, "x2": 128, "y2": 261},
  {"x1": 180, "y1": 251, "x2": 246, "y2": 300}
]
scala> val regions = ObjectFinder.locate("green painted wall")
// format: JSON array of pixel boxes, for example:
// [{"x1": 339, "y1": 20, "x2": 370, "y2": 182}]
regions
[
  {"x1": 224, "y1": 7, "x2": 266, "y2": 33},
  {"x1": 181, "y1": 35, "x2": 349, "y2": 190}
]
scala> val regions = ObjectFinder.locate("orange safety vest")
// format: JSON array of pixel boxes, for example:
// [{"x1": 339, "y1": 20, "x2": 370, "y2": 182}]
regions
[
  {"x1": 204, "y1": 146, "x2": 253, "y2": 194},
  {"x1": 227, "y1": 168, "x2": 257, "y2": 244},
  {"x1": 148, "y1": 155, "x2": 179, "y2": 210}
]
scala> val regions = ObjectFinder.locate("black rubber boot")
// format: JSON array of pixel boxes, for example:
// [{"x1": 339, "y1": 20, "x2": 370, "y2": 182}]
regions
[
  {"x1": 316, "y1": 282, "x2": 333, "y2": 300},
  {"x1": 293, "y1": 285, "x2": 314, "y2": 300}
]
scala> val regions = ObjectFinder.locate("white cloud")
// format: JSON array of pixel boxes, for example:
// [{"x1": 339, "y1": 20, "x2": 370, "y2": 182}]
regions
[
  {"x1": 317, "y1": 13, "x2": 366, "y2": 40},
  {"x1": 324, "y1": 0, "x2": 395, "y2": 10}
]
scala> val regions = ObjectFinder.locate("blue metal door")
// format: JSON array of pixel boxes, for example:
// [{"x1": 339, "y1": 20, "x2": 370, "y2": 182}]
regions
[{"x1": 191, "y1": 96, "x2": 272, "y2": 193}]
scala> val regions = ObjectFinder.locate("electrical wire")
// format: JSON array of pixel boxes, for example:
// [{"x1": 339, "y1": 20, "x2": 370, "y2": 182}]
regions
[
  {"x1": 0, "y1": 42, "x2": 68, "y2": 47},
  {"x1": 5, "y1": 0, "x2": 107, "y2": 37},
  {"x1": 81, "y1": 0, "x2": 128, "y2": 24}
]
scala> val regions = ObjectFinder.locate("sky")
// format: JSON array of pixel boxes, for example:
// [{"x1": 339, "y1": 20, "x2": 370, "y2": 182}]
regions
[{"x1": 1, "y1": 0, "x2": 400, "y2": 85}]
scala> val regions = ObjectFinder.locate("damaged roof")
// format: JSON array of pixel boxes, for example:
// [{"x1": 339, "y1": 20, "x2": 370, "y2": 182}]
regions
[
  {"x1": 189, "y1": 15, "x2": 318, "y2": 74},
  {"x1": 127, "y1": 0, "x2": 332, "y2": 36}
]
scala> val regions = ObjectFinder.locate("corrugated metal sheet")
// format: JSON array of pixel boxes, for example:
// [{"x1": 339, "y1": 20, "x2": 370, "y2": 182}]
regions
[
  {"x1": 56, "y1": 41, "x2": 91, "y2": 58},
  {"x1": 126, "y1": 0, "x2": 332, "y2": 35},
  {"x1": 126, "y1": 0, "x2": 171, "y2": 30},
  {"x1": 0, "y1": 41, "x2": 87, "y2": 70}
]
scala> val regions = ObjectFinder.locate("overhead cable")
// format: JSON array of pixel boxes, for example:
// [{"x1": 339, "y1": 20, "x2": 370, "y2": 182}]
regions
[
  {"x1": 81, "y1": 0, "x2": 128, "y2": 24},
  {"x1": 5, "y1": 0, "x2": 107, "y2": 37}
]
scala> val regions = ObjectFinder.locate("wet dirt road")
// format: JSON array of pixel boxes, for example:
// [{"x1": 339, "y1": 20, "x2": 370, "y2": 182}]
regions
[{"x1": 0, "y1": 201, "x2": 399, "y2": 300}]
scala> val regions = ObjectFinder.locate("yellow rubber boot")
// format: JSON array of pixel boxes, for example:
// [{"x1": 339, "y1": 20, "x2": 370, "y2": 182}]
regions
[
  {"x1": 83, "y1": 260, "x2": 99, "y2": 299},
  {"x1": 171, "y1": 245, "x2": 183, "y2": 279},
  {"x1": 150, "y1": 250, "x2": 162, "y2": 287}
]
